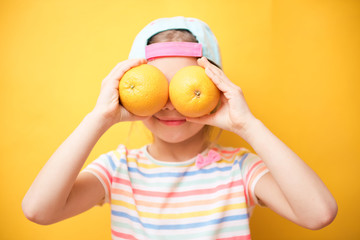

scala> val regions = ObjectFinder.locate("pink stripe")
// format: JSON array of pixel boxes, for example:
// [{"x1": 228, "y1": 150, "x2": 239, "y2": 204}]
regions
[
  {"x1": 245, "y1": 161, "x2": 261, "y2": 185},
  {"x1": 245, "y1": 161, "x2": 264, "y2": 206},
  {"x1": 243, "y1": 189, "x2": 249, "y2": 208},
  {"x1": 217, "y1": 235, "x2": 251, "y2": 240},
  {"x1": 93, "y1": 162, "x2": 113, "y2": 184},
  {"x1": 145, "y1": 42, "x2": 202, "y2": 60},
  {"x1": 111, "y1": 229, "x2": 138, "y2": 240},
  {"x1": 113, "y1": 179, "x2": 244, "y2": 198},
  {"x1": 113, "y1": 177, "x2": 243, "y2": 198},
  {"x1": 113, "y1": 177, "x2": 132, "y2": 186},
  {"x1": 213, "y1": 147, "x2": 243, "y2": 159}
]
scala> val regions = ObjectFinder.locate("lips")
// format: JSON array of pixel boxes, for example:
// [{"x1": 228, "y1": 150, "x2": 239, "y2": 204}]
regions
[{"x1": 155, "y1": 116, "x2": 187, "y2": 126}]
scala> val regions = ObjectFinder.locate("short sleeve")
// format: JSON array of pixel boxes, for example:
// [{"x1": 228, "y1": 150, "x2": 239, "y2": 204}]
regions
[
  {"x1": 82, "y1": 152, "x2": 118, "y2": 204},
  {"x1": 238, "y1": 151, "x2": 269, "y2": 208}
]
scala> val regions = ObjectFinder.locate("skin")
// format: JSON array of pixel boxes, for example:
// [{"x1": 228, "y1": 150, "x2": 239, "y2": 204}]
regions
[
  {"x1": 22, "y1": 56, "x2": 337, "y2": 230},
  {"x1": 144, "y1": 57, "x2": 209, "y2": 162}
]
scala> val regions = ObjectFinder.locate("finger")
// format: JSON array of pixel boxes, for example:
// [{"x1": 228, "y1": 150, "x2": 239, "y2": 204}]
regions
[
  {"x1": 198, "y1": 57, "x2": 239, "y2": 94},
  {"x1": 109, "y1": 59, "x2": 146, "y2": 80},
  {"x1": 199, "y1": 57, "x2": 237, "y2": 87},
  {"x1": 186, "y1": 113, "x2": 216, "y2": 126},
  {"x1": 198, "y1": 57, "x2": 227, "y2": 90},
  {"x1": 119, "y1": 107, "x2": 150, "y2": 122},
  {"x1": 197, "y1": 56, "x2": 207, "y2": 68},
  {"x1": 102, "y1": 58, "x2": 147, "y2": 88},
  {"x1": 204, "y1": 66, "x2": 233, "y2": 94},
  {"x1": 198, "y1": 57, "x2": 222, "y2": 75},
  {"x1": 109, "y1": 58, "x2": 147, "y2": 79}
]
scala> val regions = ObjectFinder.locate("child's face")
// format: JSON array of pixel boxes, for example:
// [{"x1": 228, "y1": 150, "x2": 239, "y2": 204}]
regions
[{"x1": 143, "y1": 57, "x2": 206, "y2": 144}]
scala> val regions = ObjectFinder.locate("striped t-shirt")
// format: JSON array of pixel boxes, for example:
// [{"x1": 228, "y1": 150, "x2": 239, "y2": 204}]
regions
[{"x1": 83, "y1": 144, "x2": 269, "y2": 240}]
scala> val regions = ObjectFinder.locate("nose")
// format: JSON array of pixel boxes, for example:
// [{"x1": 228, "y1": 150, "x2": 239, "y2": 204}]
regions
[{"x1": 162, "y1": 97, "x2": 175, "y2": 111}]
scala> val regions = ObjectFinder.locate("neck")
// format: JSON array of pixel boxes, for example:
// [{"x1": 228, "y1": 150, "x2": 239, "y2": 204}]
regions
[{"x1": 148, "y1": 129, "x2": 209, "y2": 163}]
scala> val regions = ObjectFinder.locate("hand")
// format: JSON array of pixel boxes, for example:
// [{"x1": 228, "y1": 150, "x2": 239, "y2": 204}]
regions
[
  {"x1": 92, "y1": 58, "x2": 148, "y2": 126},
  {"x1": 187, "y1": 57, "x2": 257, "y2": 137}
]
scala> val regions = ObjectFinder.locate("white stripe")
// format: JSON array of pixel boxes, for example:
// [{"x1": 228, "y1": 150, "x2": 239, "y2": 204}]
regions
[{"x1": 250, "y1": 168, "x2": 270, "y2": 205}]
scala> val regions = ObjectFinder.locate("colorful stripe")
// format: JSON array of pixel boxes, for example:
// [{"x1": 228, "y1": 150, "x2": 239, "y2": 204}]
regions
[
  {"x1": 111, "y1": 211, "x2": 249, "y2": 230},
  {"x1": 83, "y1": 144, "x2": 269, "y2": 239},
  {"x1": 111, "y1": 191, "x2": 244, "y2": 209}
]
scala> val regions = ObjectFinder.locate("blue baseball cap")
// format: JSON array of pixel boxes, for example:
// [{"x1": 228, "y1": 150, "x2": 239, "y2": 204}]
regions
[{"x1": 128, "y1": 16, "x2": 222, "y2": 68}]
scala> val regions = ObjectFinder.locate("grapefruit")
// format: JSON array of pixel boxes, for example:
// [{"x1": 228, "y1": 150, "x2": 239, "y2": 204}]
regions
[
  {"x1": 169, "y1": 66, "x2": 220, "y2": 118},
  {"x1": 119, "y1": 64, "x2": 168, "y2": 116}
]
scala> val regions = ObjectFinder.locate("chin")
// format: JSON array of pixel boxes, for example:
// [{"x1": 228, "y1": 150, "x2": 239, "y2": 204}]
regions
[
  {"x1": 158, "y1": 132, "x2": 194, "y2": 144},
  {"x1": 143, "y1": 118, "x2": 205, "y2": 144},
  {"x1": 155, "y1": 125, "x2": 202, "y2": 143}
]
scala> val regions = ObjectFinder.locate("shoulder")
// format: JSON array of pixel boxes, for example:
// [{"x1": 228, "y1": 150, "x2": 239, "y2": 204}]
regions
[
  {"x1": 97, "y1": 145, "x2": 128, "y2": 164},
  {"x1": 85, "y1": 144, "x2": 146, "y2": 174},
  {"x1": 213, "y1": 145, "x2": 251, "y2": 161},
  {"x1": 212, "y1": 145, "x2": 263, "y2": 171},
  {"x1": 115, "y1": 144, "x2": 146, "y2": 161}
]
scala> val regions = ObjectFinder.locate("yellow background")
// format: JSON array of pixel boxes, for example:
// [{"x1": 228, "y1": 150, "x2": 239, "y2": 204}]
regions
[{"x1": 1, "y1": 0, "x2": 359, "y2": 239}]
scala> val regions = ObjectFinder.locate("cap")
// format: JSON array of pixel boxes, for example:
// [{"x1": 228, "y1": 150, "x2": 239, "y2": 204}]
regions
[{"x1": 128, "y1": 16, "x2": 222, "y2": 68}]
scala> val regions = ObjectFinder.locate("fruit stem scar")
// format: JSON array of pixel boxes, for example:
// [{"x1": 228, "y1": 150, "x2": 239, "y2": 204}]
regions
[
  {"x1": 130, "y1": 84, "x2": 135, "y2": 89},
  {"x1": 194, "y1": 90, "x2": 201, "y2": 98}
]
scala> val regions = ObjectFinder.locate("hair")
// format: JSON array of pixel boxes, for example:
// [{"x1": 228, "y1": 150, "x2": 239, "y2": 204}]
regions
[
  {"x1": 148, "y1": 29, "x2": 198, "y2": 44},
  {"x1": 147, "y1": 29, "x2": 223, "y2": 149}
]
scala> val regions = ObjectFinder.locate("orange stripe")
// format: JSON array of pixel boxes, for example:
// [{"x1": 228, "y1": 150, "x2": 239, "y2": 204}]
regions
[
  {"x1": 245, "y1": 161, "x2": 262, "y2": 183},
  {"x1": 219, "y1": 149, "x2": 248, "y2": 159},
  {"x1": 213, "y1": 147, "x2": 241, "y2": 154},
  {"x1": 90, "y1": 168, "x2": 112, "y2": 201},
  {"x1": 247, "y1": 165, "x2": 267, "y2": 206}
]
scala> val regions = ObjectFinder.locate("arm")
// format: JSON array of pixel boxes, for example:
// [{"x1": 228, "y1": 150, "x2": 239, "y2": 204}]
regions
[
  {"x1": 22, "y1": 58, "x2": 147, "y2": 225},
  {"x1": 241, "y1": 119, "x2": 337, "y2": 229},
  {"x1": 189, "y1": 57, "x2": 337, "y2": 230}
]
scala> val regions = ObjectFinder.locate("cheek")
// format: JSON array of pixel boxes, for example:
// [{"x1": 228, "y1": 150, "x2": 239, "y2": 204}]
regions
[{"x1": 142, "y1": 117, "x2": 157, "y2": 133}]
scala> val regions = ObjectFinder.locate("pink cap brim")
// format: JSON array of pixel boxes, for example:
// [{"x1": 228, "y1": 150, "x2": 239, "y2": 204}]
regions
[{"x1": 145, "y1": 42, "x2": 202, "y2": 60}]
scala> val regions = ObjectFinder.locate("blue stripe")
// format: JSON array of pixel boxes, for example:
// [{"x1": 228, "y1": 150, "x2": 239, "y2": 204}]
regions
[
  {"x1": 238, "y1": 153, "x2": 249, "y2": 169},
  {"x1": 105, "y1": 154, "x2": 116, "y2": 171},
  {"x1": 111, "y1": 210, "x2": 248, "y2": 230},
  {"x1": 122, "y1": 159, "x2": 238, "y2": 178}
]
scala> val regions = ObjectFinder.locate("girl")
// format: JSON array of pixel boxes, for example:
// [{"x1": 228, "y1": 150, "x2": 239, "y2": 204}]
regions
[{"x1": 22, "y1": 16, "x2": 337, "y2": 239}]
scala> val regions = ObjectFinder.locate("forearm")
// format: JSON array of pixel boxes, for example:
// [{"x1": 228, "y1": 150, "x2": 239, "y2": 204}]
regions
[
  {"x1": 237, "y1": 118, "x2": 337, "y2": 221},
  {"x1": 22, "y1": 112, "x2": 111, "y2": 220},
  {"x1": 193, "y1": 58, "x2": 337, "y2": 228}
]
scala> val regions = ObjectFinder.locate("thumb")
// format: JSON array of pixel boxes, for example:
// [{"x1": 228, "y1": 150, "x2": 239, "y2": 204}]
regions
[{"x1": 119, "y1": 108, "x2": 150, "y2": 122}]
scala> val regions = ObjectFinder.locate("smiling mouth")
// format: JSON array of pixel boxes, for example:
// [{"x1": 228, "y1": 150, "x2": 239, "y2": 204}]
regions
[{"x1": 155, "y1": 117, "x2": 187, "y2": 126}]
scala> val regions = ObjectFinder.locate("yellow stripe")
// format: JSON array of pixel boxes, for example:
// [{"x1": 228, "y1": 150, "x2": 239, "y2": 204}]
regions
[
  {"x1": 113, "y1": 150, "x2": 122, "y2": 160},
  {"x1": 124, "y1": 156, "x2": 241, "y2": 170},
  {"x1": 129, "y1": 157, "x2": 172, "y2": 169},
  {"x1": 111, "y1": 200, "x2": 246, "y2": 219}
]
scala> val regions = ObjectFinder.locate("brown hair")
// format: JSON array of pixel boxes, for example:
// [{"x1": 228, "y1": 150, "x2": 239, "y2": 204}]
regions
[
  {"x1": 147, "y1": 29, "x2": 222, "y2": 149},
  {"x1": 148, "y1": 29, "x2": 198, "y2": 45}
]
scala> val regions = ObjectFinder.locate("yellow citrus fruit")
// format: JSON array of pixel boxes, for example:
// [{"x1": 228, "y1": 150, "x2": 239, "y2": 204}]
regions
[
  {"x1": 169, "y1": 66, "x2": 220, "y2": 118},
  {"x1": 119, "y1": 64, "x2": 168, "y2": 116}
]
